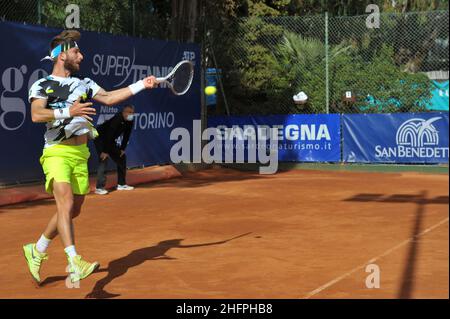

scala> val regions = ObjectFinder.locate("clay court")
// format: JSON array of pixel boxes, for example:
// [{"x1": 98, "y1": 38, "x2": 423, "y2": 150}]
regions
[{"x1": 0, "y1": 166, "x2": 448, "y2": 299}]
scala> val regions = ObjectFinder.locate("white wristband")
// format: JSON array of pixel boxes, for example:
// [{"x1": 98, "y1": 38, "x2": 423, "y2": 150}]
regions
[
  {"x1": 128, "y1": 80, "x2": 146, "y2": 95},
  {"x1": 54, "y1": 107, "x2": 71, "y2": 120}
]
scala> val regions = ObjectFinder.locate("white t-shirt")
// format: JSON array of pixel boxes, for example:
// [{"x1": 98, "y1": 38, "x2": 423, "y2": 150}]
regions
[{"x1": 28, "y1": 75, "x2": 101, "y2": 147}]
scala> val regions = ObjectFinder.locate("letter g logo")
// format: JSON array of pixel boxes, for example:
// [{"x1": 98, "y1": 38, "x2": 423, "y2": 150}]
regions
[
  {"x1": 1, "y1": 67, "x2": 27, "y2": 131},
  {"x1": 0, "y1": 66, "x2": 47, "y2": 131}
]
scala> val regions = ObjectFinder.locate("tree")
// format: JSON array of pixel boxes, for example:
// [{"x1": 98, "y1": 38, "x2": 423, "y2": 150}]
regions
[
  {"x1": 42, "y1": 0, "x2": 132, "y2": 35},
  {"x1": 275, "y1": 31, "x2": 352, "y2": 113},
  {"x1": 169, "y1": 0, "x2": 198, "y2": 42}
]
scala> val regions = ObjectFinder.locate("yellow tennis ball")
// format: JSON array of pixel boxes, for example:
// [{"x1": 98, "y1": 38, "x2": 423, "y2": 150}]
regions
[{"x1": 205, "y1": 86, "x2": 217, "y2": 96}]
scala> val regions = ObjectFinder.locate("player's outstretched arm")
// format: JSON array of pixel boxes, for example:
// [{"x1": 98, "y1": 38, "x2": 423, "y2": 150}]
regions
[
  {"x1": 31, "y1": 98, "x2": 96, "y2": 123},
  {"x1": 93, "y1": 76, "x2": 158, "y2": 106}
]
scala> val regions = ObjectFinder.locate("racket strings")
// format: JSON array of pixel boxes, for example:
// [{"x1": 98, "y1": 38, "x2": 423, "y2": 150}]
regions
[{"x1": 172, "y1": 62, "x2": 193, "y2": 95}]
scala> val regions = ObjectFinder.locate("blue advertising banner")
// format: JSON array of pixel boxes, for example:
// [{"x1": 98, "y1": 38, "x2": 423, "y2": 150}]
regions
[
  {"x1": 0, "y1": 21, "x2": 200, "y2": 184},
  {"x1": 208, "y1": 114, "x2": 341, "y2": 162},
  {"x1": 343, "y1": 113, "x2": 449, "y2": 163},
  {"x1": 205, "y1": 68, "x2": 218, "y2": 106}
]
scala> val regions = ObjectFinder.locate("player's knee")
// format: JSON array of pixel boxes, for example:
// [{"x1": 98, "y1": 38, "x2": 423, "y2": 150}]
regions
[{"x1": 57, "y1": 198, "x2": 74, "y2": 217}]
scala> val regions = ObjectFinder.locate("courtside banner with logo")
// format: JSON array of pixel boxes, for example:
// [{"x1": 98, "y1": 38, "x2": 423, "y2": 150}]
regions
[
  {"x1": 0, "y1": 21, "x2": 200, "y2": 184},
  {"x1": 343, "y1": 113, "x2": 449, "y2": 164},
  {"x1": 208, "y1": 114, "x2": 341, "y2": 162}
]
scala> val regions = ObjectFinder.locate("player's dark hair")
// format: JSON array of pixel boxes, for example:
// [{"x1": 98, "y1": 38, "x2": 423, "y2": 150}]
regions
[
  {"x1": 50, "y1": 29, "x2": 81, "y2": 51},
  {"x1": 123, "y1": 105, "x2": 135, "y2": 111}
]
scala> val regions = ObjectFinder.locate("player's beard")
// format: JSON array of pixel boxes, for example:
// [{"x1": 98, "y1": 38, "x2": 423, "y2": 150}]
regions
[{"x1": 64, "y1": 58, "x2": 80, "y2": 74}]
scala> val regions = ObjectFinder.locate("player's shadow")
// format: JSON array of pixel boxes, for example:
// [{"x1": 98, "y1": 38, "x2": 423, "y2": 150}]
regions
[{"x1": 84, "y1": 233, "x2": 251, "y2": 299}]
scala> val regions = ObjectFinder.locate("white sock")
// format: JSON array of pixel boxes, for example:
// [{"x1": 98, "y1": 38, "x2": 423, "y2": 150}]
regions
[
  {"x1": 64, "y1": 245, "x2": 78, "y2": 259},
  {"x1": 36, "y1": 234, "x2": 51, "y2": 253}
]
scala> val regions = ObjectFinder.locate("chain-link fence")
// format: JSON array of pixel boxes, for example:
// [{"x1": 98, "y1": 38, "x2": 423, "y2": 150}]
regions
[
  {"x1": 0, "y1": 0, "x2": 169, "y2": 39},
  {"x1": 0, "y1": 0, "x2": 40, "y2": 24},
  {"x1": 207, "y1": 11, "x2": 449, "y2": 115},
  {"x1": 1, "y1": 3, "x2": 448, "y2": 116}
]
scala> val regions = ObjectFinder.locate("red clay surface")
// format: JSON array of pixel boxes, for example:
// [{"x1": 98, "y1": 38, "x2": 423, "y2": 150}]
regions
[
  {"x1": 0, "y1": 167, "x2": 448, "y2": 299},
  {"x1": 0, "y1": 165, "x2": 181, "y2": 207}
]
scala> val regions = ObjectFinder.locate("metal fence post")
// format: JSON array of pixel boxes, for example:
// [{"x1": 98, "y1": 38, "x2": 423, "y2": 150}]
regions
[
  {"x1": 37, "y1": 0, "x2": 42, "y2": 24},
  {"x1": 132, "y1": 0, "x2": 136, "y2": 37},
  {"x1": 325, "y1": 11, "x2": 330, "y2": 114}
]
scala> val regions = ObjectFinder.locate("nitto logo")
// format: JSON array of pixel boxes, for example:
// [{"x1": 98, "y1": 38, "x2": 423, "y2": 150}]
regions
[
  {"x1": 396, "y1": 117, "x2": 440, "y2": 147},
  {"x1": 375, "y1": 117, "x2": 449, "y2": 159}
]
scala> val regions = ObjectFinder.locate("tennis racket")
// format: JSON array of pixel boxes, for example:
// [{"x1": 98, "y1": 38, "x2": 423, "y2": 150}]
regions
[{"x1": 156, "y1": 60, "x2": 194, "y2": 96}]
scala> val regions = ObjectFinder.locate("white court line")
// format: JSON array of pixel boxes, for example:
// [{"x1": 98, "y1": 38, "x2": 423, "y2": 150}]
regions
[{"x1": 302, "y1": 217, "x2": 449, "y2": 299}]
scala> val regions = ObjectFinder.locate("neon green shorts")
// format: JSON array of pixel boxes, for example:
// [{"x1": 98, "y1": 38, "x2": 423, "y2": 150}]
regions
[{"x1": 40, "y1": 144, "x2": 91, "y2": 195}]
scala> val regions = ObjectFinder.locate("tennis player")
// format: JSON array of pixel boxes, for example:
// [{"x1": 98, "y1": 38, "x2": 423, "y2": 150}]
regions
[{"x1": 23, "y1": 29, "x2": 157, "y2": 284}]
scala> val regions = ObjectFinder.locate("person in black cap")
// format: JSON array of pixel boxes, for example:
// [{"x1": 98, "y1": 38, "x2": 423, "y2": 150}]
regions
[{"x1": 94, "y1": 105, "x2": 135, "y2": 194}]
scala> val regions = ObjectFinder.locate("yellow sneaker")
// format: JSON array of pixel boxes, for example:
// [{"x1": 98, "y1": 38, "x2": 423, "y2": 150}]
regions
[
  {"x1": 23, "y1": 243, "x2": 48, "y2": 284},
  {"x1": 67, "y1": 255, "x2": 99, "y2": 283}
]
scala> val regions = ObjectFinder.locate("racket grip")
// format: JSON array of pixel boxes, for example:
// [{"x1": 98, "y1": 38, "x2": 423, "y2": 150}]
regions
[{"x1": 155, "y1": 77, "x2": 164, "y2": 83}]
